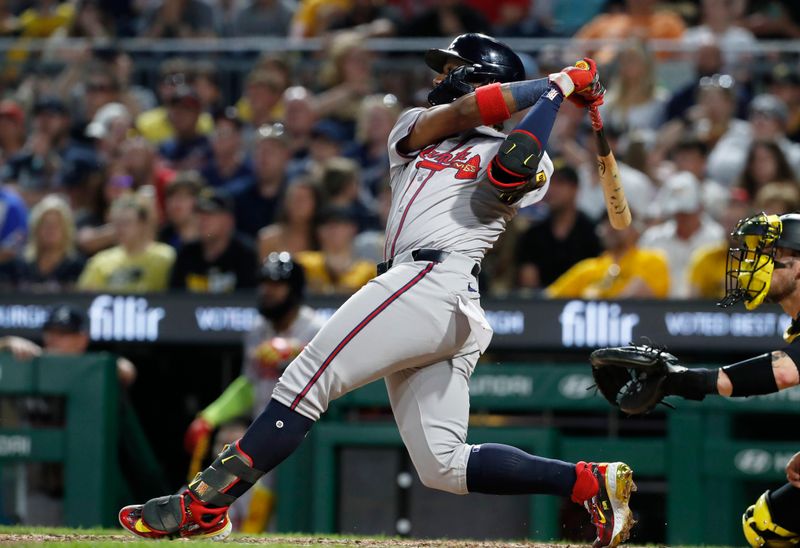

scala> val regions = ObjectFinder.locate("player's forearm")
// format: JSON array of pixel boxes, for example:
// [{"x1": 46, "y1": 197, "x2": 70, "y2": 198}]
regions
[
  {"x1": 667, "y1": 351, "x2": 800, "y2": 400},
  {"x1": 200, "y1": 375, "x2": 255, "y2": 427},
  {"x1": 457, "y1": 78, "x2": 551, "y2": 121},
  {"x1": 717, "y1": 351, "x2": 800, "y2": 396}
]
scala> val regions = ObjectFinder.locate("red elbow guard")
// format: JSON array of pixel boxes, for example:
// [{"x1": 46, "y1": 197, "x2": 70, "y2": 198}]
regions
[{"x1": 475, "y1": 83, "x2": 511, "y2": 126}]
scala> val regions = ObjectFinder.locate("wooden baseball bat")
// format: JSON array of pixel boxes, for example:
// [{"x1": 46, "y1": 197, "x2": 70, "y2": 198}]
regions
[{"x1": 589, "y1": 106, "x2": 631, "y2": 230}]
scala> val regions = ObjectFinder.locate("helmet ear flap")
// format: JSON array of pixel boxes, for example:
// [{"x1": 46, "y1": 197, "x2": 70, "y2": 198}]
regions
[{"x1": 428, "y1": 65, "x2": 478, "y2": 105}]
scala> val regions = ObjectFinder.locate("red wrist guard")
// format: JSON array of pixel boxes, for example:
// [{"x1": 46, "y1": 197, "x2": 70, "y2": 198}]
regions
[{"x1": 475, "y1": 83, "x2": 510, "y2": 126}]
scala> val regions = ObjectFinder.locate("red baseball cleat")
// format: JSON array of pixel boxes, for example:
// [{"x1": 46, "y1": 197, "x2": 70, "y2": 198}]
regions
[
  {"x1": 119, "y1": 490, "x2": 231, "y2": 541},
  {"x1": 584, "y1": 462, "x2": 637, "y2": 548}
]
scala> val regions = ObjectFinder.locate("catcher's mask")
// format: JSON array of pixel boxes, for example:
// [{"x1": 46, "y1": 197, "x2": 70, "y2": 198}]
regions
[{"x1": 720, "y1": 213, "x2": 783, "y2": 310}]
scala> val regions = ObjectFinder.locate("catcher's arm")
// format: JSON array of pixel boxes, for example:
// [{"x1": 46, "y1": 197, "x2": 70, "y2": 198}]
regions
[{"x1": 590, "y1": 345, "x2": 800, "y2": 414}]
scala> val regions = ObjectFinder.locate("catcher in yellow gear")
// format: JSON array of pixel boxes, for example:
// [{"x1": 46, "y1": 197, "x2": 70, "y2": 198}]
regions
[{"x1": 590, "y1": 213, "x2": 800, "y2": 545}]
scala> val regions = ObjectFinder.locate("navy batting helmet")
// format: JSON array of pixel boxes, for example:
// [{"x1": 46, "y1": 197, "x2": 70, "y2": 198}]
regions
[
  {"x1": 425, "y1": 33, "x2": 524, "y2": 105},
  {"x1": 258, "y1": 251, "x2": 305, "y2": 298}
]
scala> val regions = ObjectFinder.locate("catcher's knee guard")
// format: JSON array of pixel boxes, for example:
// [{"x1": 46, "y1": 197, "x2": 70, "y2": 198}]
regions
[
  {"x1": 744, "y1": 491, "x2": 800, "y2": 547},
  {"x1": 189, "y1": 441, "x2": 266, "y2": 507}
]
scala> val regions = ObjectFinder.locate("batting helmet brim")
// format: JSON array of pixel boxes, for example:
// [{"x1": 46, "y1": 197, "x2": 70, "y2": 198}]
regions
[{"x1": 424, "y1": 48, "x2": 472, "y2": 74}]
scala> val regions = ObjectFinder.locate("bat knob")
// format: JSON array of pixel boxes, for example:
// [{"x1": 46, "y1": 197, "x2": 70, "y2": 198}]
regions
[{"x1": 575, "y1": 60, "x2": 589, "y2": 70}]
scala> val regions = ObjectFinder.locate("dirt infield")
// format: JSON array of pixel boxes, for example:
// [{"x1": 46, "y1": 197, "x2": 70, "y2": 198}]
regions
[{"x1": 0, "y1": 532, "x2": 587, "y2": 547}]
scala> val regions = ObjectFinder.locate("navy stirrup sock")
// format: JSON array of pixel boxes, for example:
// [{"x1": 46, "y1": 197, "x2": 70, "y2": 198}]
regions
[
  {"x1": 466, "y1": 443, "x2": 577, "y2": 497},
  {"x1": 225, "y1": 399, "x2": 314, "y2": 498}
]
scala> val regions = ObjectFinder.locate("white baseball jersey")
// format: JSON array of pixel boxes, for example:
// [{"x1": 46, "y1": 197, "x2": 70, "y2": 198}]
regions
[
  {"x1": 243, "y1": 305, "x2": 325, "y2": 416},
  {"x1": 273, "y1": 107, "x2": 555, "y2": 495},
  {"x1": 383, "y1": 107, "x2": 553, "y2": 262}
]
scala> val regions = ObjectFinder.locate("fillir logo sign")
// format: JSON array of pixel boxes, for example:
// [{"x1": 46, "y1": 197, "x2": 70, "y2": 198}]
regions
[
  {"x1": 559, "y1": 300, "x2": 639, "y2": 347},
  {"x1": 89, "y1": 295, "x2": 165, "y2": 341}
]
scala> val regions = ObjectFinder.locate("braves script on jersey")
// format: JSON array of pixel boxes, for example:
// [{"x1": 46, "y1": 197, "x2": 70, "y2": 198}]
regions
[{"x1": 384, "y1": 107, "x2": 554, "y2": 262}]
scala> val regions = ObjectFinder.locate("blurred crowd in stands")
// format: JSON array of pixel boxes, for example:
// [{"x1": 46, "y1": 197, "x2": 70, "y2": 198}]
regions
[{"x1": 0, "y1": 0, "x2": 799, "y2": 300}]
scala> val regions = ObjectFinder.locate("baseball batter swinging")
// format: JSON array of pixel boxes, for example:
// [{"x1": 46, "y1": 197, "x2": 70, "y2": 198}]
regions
[{"x1": 120, "y1": 34, "x2": 635, "y2": 547}]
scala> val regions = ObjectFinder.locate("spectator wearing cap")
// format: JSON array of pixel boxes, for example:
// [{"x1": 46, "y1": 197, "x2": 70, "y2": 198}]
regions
[
  {"x1": 78, "y1": 194, "x2": 175, "y2": 293},
  {"x1": 31, "y1": 97, "x2": 73, "y2": 154},
  {"x1": 296, "y1": 205, "x2": 374, "y2": 295},
  {"x1": 158, "y1": 171, "x2": 204, "y2": 250},
  {"x1": 258, "y1": 176, "x2": 321, "y2": 260},
  {"x1": 4, "y1": 194, "x2": 84, "y2": 292},
  {"x1": 201, "y1": 107, "x2": 254, "y2": 189},
  {"x1": 231, "y1": 123, "x2": 290, "y2": 238},
  {"x1": 158, "y1": 86, "x2": 213, "y2": 172},
  {"x1": 57, "y1": 148, "x2": 110, "y2": 255},
  {"x1": 0, "y1": 304, "x2": 137, "y2": 386},
  {"x1": 86, "y1": 102, "x2": 133, "y2": 162},
  {"x1": 136, "y1": 58, "x2": 213, "y2": 144},
  {"x1": 640, "y1": 172, "x2": 725, "y2": 298},
  {"x1": 233, "y1": 0, "x2": 294, "y2": 36},
  {"x1": 170, "y1": 187, "x2": 258, "y2": 292},
  {"x1": 239, "y1": 69, "x2": 287, "y2": 132},
  {"x1": 3, "y1": 97, "x2": 75, "y2": 206},
  {"x1": 546, "y1": 217, "x2": 670, "y2": 299},
  {"x1": 0, "y1": 100, "x2": 25, "y2": 161},
  {"x1": 516, "y1": 162, "x2": 602, "y2": 291},
  {"x1": 735, "y1": 140, "x2": 798, "y2": 201}
]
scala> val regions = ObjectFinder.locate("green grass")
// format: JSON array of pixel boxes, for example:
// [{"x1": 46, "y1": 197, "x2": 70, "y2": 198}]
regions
[
  {"x1": 0, "y1": 525, "x2": 736, "y2": 547},
  {"x1": 0, "y1": 525, "x2": 358, "y2": 547}
]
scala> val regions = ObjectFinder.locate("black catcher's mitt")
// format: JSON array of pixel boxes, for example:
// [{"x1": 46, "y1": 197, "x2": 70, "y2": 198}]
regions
[{"x1": 589, "y1": 344, "x2": 681, "y2": 414}]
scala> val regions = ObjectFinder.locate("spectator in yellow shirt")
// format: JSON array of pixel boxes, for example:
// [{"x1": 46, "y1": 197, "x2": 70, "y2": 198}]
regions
[
  {"x1": 136, "y1": 59, "x2": 214, "y2": 144},
  {"x1": 546, "y1": 219, "x2": 669, "y2": 299},
  {"x1": 296, "y1": 205, "x2": 374, "y2": 295},
  {"x1": 78, "y1": 194, "x2": 175, "y2": 293}
]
